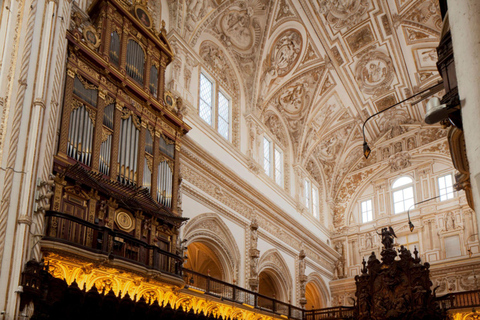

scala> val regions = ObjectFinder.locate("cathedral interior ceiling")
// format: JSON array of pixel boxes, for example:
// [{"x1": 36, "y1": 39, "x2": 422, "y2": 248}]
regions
[{"x1": 172, "y1": 0, "x2": 443, "y2": 228}]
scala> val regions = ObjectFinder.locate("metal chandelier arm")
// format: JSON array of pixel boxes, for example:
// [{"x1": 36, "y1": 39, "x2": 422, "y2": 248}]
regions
[
  {"x1": 362, "y1": 82, "x2": 444, "y2": 158},
  {"x1": 406, "y1": 194, "x2": 445, "y2": 232}
]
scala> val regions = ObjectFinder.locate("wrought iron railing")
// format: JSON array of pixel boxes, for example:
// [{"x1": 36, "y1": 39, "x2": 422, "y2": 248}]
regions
[
  {"x1": 304, "y1": 306, "x2": 355, "y2": 320},
  {"x1": 182, "y1": 268, "x2": 304, "y2": 319},
  {"x1": 44, "y1": 211, "x2": 182, "y2": 276}
]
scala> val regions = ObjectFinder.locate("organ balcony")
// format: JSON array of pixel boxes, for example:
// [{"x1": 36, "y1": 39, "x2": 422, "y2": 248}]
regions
[{"x1": 41, "y1": 0, "x2": 190, "y2": 283}]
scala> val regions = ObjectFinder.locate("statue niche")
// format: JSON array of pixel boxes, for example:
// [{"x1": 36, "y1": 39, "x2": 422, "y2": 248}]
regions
[{"x1": 355, "y1": 226, "x2": 445, "y2": 320}]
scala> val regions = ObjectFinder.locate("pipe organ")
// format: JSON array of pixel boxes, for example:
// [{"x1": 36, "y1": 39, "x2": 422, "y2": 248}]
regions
[{"x1": 47, "y1": 0, "x2": 190, "y2": 290}]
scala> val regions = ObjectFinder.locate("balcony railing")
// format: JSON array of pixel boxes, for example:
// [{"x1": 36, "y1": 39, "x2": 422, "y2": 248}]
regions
[
  {"x1": 182, "y1": 268, "x2": 304, "y2": 320},
  {"x1": 304, "y1": 306, "x2": 355, "y2": 320},
  {"x1": 44, "y1": 211, "x2": 182, "y2": 276},
  {"x1": 437, "y1": 289, "x2": 480, "y2": 310}
]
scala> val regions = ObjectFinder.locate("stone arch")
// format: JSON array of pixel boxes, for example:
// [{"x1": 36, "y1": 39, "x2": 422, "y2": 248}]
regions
[
  {"x1": 305, "y1": 273, "x2": 329, "y2": 310},
  {"x1": 183, "y1": 213, "x2": 241, "y2": 283},
  {"x1": 340, "y1": 150, "x2": 454, "y2": 227},
  {"x1": 258, "y1": 249, "x2": 293, "y2": 302}
]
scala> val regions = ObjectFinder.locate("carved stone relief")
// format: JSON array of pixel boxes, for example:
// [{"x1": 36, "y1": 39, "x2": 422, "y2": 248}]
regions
[
  {"x1": 355, "y1": 51, "x2": 395, "y2": 96},
  {"x1": 249, "y1": 218, "x2": 260, "y2": 290},
  {"x1": 317, "y1": 0, "x2": 370, "y2": 30},
  {"x1": 263, "y1": 111, "x2": 287, "y2": 147},
  {"x1": 345, "y1": 24, "x2": 375, "y2": 55},
  {"x1": 259, "y1": 29, "x2": 302, "y2": 99},
  {"x1": 199, "y1": 41, "x2": 238, "y2": 93},
  {"x1": 388, "y1": 151, "x2": 411, "y2": 172}
]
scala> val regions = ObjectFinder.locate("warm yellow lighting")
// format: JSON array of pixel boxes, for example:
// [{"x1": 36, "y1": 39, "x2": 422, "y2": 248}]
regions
[
  {"x1": 242, "y1": 303, "x2": 254, "y2": 309},
  {"x1": 363, "y1": 142, "x2": 371, "y2": 159},
  {"x1": 44, "y1": 253, "x2": 283, "y2": 320},
  {"x1": 187, "y1": 287, "x2": 205, "y2": 294}
]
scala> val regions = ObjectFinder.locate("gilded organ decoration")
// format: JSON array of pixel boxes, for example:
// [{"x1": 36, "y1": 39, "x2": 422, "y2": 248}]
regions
[
  {"x1": 115, "y1": 210, "x2": 135, "y2": 232},
  {"x1": 46, "y1": 0, "x2": 190, "y2": 296}
]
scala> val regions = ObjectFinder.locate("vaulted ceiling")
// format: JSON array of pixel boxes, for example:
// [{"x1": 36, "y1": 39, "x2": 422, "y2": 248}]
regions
[{"x1": 168, "y1": 0, "x2": 443, "y2": 228}]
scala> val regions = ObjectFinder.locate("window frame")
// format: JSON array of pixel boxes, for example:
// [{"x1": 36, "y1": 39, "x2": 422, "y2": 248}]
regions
[
  {"x1": 262, "y1": 134, "x2": 284, "y2": 188},
  {"x1": 312, "y1": 185, "x2": 320, "y2": 219},
  {"x1": 438, "y1": 173, "x2": 454, "y2": 201},
  {"x1": 199, "y1": 72, "x2": 215, "y2": 126},
  {"x1": 305, "y1": 179, "x2": 311, "y2": 210},
  {"x1": 360, "y1": 199, "x2": 373, "y2": 223},
  {"x1": 391, "y1": 176, "x2": 415, "y2": 214},
  {"x1": 198, "y1": 70, "x2": 232, "y2": 141},
  {"x1": 304, "y1": 178, "x2": 321, "y2": 220},
  {"x1": 217, "y1": 88, "x2": 232, "y2": 140}
]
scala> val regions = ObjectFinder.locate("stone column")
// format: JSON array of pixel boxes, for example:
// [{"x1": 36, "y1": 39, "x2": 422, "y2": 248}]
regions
[
  {"x1": 248, "y1": 219, "x2": 260, "y2": 291},
  {"x1": 447, "y1": 0, "x2": 480, "y2": 231},
  {"x1": 298, "y1": 250, "x2": 307, "y2": 308}
]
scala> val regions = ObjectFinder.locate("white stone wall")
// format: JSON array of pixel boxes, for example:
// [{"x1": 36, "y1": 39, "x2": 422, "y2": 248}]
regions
[{"x1": 0, "y1": 0, "x2": 71, "y2": 317}]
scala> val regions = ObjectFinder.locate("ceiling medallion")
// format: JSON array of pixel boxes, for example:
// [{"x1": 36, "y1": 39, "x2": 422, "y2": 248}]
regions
[
  {"x1": 219, "y1": 7, "x2": 255, "y2": 50},
  {"x1": 318, "y1": 0, "x2": 369, "y2": 30},
  {"x1": 355, "y1": 51, "x2": 395, "y2": 95},
  {"x1": 260, "y1": 29, "x2": 302, "y2": 98}
]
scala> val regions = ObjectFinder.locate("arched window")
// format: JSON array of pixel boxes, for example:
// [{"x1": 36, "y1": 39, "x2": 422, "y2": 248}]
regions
[
  {"x1": 109, "y1": 31, "x2": 120, "y2": 66},
  {"x1": 392, "y1": 176, "x2": 414, "y2": 214},
  {"x1": 126, "y1": 40, "x2": 145, "y2": 84}
]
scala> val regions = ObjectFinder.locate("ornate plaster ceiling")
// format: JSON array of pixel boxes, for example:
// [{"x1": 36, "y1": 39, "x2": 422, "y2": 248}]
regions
[{"x1": 169, "y1": 0, "x2": 443, "y2": 228}]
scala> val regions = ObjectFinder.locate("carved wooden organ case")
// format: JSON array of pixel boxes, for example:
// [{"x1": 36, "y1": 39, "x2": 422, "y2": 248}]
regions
[
  {"x1": 354, "y1": 245, "x2": 444, "y2": 320},
  {"x1": 46, "y1": 0, "x2": 190, "y2": 275}
]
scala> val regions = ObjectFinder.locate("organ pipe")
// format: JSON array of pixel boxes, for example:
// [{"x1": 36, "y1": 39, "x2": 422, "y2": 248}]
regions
[
  {"x1": 67, "y1": 104, "x2": 94, "y2": 166},
  {"x1": 103, "y1": 104, "x2": 114, "y2": 129},
  {"x1": 143, "y1": 157, "x2": 152, "y2": 191},
  {"x1": 117, "y1": 115, "x2": 140, "y2": 185},
  {"x1": 73, "y1": 76, "x2": 98, "y2": 106},
  {"x1": 157, "y1": 161, "x2": 173, "y2": 208},
  {"x1": 109, "y1": 31, "x2": 120, "y2": 66},
  {"x1": 126, "y1": 40, "x2": 145, "y2": 84},
  {"x1": 99, "y1": 134, "x2": 112, "y2": 176}
]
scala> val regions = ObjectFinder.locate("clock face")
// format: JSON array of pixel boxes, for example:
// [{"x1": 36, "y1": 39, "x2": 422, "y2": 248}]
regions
[{"x1": 115, "y1": 211, "x2": 135, "y2": 232}]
